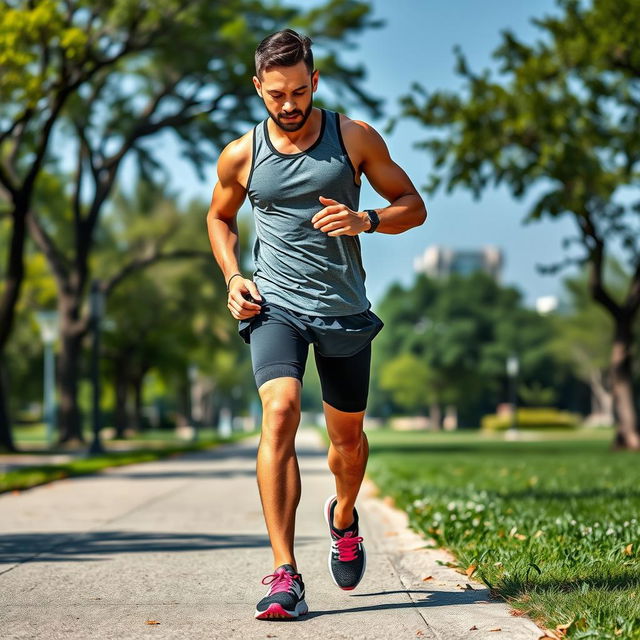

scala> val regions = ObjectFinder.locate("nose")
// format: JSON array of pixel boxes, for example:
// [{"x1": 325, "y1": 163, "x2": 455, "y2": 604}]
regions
[{"x1": 283, "y1": 100, "x2": 296, "y2": 112}]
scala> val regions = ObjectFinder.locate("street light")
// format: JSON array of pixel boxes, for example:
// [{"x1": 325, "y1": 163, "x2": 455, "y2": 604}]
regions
[
  {"x1": 188, "y1": 364, "x2": 199, "y2": 443},
  {"x1": 506, "y1": 354, "x2": 520, "y2": 438},
  {"x1": 35, "y1": 311, "x2": 59, "y2": 447},
  {"x1": 88, "y1": 280, "x2": 105, "y2": 454}
]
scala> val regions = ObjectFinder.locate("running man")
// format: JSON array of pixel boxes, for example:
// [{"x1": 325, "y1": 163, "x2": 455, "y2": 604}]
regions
[{"x1": 206, "y1": 29, "x2": 427, "y2": 620}]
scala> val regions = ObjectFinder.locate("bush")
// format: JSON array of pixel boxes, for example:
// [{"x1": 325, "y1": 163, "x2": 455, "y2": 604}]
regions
[{"x1": 481, "y1": 407, "x2": 580, "y2": 430}]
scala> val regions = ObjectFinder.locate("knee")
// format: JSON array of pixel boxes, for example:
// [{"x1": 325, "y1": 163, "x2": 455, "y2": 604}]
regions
[
  {"x1": 330, "y1": 427, "x2": 366, "y2": 456},
  {"x1": 260, "y1": 394, "x2": 300, "y2": 445}
]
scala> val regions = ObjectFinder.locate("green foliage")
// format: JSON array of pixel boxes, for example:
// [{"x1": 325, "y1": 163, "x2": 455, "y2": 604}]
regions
[
  {"x1": 401, "y1": 0, "x2": 640, "y2": 278},
  {"x1": 97, "y1": 180, "x2": 253, "y2": 417},
  {"x1": 481, "y1": 407, "x2": 580, "y2": 431},
  {"x1": 373, "y1": 271, "x2": 571, "y2": 422},
  {"x1": 0, "y1": 0, "x2": 73, "y2": 105},
  {"x1": 379, "y1": 352, "x2": 433, "y2": 414},
  {"x1": 367, "y1": 428, "x2": 640, "y2": 638},
  {"x1": 1, "y1": 0, "x2": 382, "y2": 188},
  {"x1": 399, "y1": 0, "x2": 640, "y2": 445},
  {"x1": 518, "y1": 381, "x2": 558, "y2": 407},
  {"x1": 551, "y1": 257, "x2": 640, "y2": 385}
]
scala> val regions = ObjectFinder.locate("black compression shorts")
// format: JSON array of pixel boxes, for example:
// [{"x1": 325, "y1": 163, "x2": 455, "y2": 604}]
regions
[{"x1": 238, "y1": 300, "x2": 384, "y2": 413}]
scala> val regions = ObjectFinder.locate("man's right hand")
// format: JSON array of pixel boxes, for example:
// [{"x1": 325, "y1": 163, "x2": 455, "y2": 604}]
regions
[{"x1": 228, "y1": 277, "x2": 263, "y2": 320}]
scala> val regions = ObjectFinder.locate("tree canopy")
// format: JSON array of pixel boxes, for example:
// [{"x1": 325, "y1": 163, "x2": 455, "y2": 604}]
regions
[{"x1": 400, "y1": 0, "x2": 640, "y2": 448}]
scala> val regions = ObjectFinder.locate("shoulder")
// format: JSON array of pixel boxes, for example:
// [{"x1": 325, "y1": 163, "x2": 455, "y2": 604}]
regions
[
  {"x1": 337, "y1": 113, "x2": 390, "y2": 163},
  {"x1": 337, "y1": 113, "x2": 388, "y2": 149},
  {"x1": 216, "y1": 129, "x2": 254, "y2": 183}
]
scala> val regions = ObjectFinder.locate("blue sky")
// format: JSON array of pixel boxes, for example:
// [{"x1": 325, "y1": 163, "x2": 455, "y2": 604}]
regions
[{"x1": 176, "y1": 0, "x2": 581, "y2": 308}]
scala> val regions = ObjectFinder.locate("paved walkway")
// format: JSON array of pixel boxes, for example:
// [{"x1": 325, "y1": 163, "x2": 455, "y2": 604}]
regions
[{"x1": 0, "y1": 429, "x2": 545, "y2": 639}]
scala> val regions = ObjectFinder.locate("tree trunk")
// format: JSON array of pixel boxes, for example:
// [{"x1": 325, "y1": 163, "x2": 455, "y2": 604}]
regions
[
  {"x1": 610, "y1": 319, "x2": 640, "y2": 450},
  {"x1": 174, "y1": 375, "x2": 191, "y2": 430},
  {"x1": 429, "y1": 402, "x2": 442, "y2": 431},
  {"x1": 56, "y1": 300, "x2": 86, "y2": 446},
  {"x1": 0, "y1": 362, "x2": 18, "y2": 452},
  {"x1": 0, "y1": 206, "x2": 28, "y2": 452},
  {"x1": 114, "y1": 364, "x2": 130, "y2": 439},
  {"x1": 130, "y1": 368, "x2": 149, "y2": 432},
  {"x1": 586, "y1": 369, "x2": 614, "y2": 426}
]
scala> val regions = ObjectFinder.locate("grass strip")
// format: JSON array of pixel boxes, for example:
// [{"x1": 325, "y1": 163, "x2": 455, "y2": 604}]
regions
[
  {"x1": 1, "y1": 433, "x2": 253, "y2": 495},
  {"x1": 365, "y1": 428, "x2": 640, "y2": 640}
]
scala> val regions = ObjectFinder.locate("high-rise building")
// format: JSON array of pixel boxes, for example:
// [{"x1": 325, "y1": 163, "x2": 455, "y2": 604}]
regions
[
  {"x1": 414, "y1": 245, "x2": 503, "y2": 281},
  {"x1": 535, "y1": 295, "x2": 558, "y2": 315}
]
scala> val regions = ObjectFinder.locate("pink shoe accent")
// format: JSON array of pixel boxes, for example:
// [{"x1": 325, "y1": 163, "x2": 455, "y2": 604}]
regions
[
  {"x1": 255, "y1": 602, "x2": 294, "y2": 619},
  {"x1": 332, "y1": 530, "x2": 364, "y2": 562},
  {"x1": 261, "y1": 567, "x2": 298, "y2": 594}
]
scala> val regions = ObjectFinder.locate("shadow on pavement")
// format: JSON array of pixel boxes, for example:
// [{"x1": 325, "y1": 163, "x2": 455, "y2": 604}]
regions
[
  {"x1": 0, "y1": 531, "x2": 320, "y2": 564},
  {"x1": 261, "y1": 588, "x2": 495, "y2": 621}
]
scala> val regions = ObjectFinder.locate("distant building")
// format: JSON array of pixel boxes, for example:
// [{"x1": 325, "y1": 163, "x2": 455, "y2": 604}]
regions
[
  {"x1": 535, "y1": 296, "x2": 558, "y2": 315},
  {"x1": 414, "y1": 245, "x2": 503, "y2": 281}
]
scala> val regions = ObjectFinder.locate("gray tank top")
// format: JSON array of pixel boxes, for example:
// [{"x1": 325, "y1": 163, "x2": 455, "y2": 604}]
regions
[{"x1": 246, "y1": 108, "x2": 371, "y2": 316}]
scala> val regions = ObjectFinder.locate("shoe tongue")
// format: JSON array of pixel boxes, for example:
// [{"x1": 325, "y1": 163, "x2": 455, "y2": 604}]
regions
[
  {"x1": 343, "y1": 531, "x2": 354, "y2": 538},
  {"x1": 277, "y1": 564, "x2": 297, "y2": 575}
]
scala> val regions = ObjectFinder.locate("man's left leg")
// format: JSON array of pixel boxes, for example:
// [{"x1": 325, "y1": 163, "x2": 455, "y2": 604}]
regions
[
  {"x1": 324, "y1": 402, "x2": 368, "y2": 529},
  {"x1": 314, "y1": 343, "x2": 371, "y2": 590}
]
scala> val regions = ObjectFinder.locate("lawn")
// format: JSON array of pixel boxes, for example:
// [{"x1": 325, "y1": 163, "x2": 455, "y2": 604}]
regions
[
  {"x1": 2, "y1": 425, "x2": 256, "y2": 494},
  {"x1": 11, "y1": 423, "x2": 229, "y2": 448},
  {"x1": 365, "y1": 427, "x2": 640, "y2": 640}
]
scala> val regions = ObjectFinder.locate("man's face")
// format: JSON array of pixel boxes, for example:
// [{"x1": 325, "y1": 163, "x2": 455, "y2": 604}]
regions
[{"x1": 253, "y1": 61, "x2": 319, "y2": 132}]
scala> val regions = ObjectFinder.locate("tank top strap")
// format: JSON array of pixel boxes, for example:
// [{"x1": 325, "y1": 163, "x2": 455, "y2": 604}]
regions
[
  {"x1": 323, "y1": 109, "x2": 342, "y2": 148},
  {"x1": 252, "y1": 119, "x2": 270, "y2": 163}
]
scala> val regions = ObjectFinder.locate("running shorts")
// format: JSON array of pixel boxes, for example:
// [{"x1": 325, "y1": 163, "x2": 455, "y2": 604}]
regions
[{"x1": 238, "y1": 299, "x2": 384, "y2": 412}]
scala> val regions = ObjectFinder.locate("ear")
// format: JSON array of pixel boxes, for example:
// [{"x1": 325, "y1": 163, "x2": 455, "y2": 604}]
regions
[
  {"x1": 311, "y1": 69, "x2": 319, "y2": 93},
  {"x1": 252, "y1": 75, "x2": 262, "y2": 98}
]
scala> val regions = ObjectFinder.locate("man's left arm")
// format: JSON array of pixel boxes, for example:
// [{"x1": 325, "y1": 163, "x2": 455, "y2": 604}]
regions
[{"x1": 312, "y1": 120, "x2": 427, "y2": 236}]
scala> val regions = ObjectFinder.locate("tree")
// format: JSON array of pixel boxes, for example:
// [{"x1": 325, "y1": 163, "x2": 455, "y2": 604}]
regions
[
  {"x1": 374, "y1": 272, "x2": 571, "y2": 426},
  {"x1": 401, "y1": 0, "x2": 640, "y2": 449},
  {"x1": 99, "y1": 184, "x2": 254, "y2": 436},
  {"x1": 551, "y1": 258, "x2": 640, "y2": 426},
  {"x1": 0, "y1": 0, "x2": 381, "y2": 449},
  {"x1": 379, "y1": 352, "x2": 433, "y2": 418}
]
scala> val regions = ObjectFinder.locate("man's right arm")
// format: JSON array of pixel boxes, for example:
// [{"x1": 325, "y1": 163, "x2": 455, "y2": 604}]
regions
[{"x1": 206, "y1": 136, "x2": 263, "y2": 320}]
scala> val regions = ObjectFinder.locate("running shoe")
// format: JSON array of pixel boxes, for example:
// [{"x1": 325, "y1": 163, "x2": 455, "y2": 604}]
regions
[
  {"x1": 323, "y1": 494, "x2": 366, "y2": 590},
  {"x1": 254, "y1": 564, "x2": 308, "y2": 620}
]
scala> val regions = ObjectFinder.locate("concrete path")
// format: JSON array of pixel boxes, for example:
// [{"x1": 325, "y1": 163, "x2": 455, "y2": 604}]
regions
[{"x1": 0, "y1": 429, "x2": 545, "y2": 639}]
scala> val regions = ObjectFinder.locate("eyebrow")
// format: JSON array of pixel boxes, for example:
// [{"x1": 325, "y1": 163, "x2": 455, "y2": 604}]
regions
[{"x1": 268, "y1": 85, "x2": 308, "y2": 94}]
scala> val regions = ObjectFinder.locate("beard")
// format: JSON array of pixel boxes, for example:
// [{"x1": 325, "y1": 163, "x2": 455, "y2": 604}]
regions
[{"x1": 266, "y1": 99, "x2": 314, "y2": 132}]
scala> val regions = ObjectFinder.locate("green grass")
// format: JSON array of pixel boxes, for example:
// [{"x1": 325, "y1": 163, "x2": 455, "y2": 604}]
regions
[
  {"x1": 1, "y1": 430, "x2": 256, "y2": 494},
  {"x1": 11, "y1": 423, "x2": 232, "y2": 447},
  {"x1": 365, "y1": 427, "x2": 640, "y2": 640}
]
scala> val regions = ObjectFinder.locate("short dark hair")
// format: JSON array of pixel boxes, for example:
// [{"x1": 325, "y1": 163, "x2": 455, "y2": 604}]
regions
[{"x1": 255, "y1": 29, "x2": 314, "y2": 79}]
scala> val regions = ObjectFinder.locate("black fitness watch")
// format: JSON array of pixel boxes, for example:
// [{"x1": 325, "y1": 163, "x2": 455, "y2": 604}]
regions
[{"x1": 364, "y1": 209, "x2": 380, "y2": 233}]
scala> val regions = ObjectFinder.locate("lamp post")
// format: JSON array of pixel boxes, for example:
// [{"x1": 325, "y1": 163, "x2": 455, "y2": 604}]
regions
[
  {"x1": 89, "y1": 280, "x2": 105, "y2": 454},
  {"x1": 506, "y1": 354, "x2": 519, "y2": 438},
  {"x1": 188, "y1": 364, "x2": 199, "y2": 443},
  {"x1": 35, "y1": 311, "x2": 59, "y2": 447}
]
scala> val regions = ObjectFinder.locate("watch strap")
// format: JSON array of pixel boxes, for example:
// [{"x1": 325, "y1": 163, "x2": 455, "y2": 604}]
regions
[{"x1": 364, "y1": 209, "x2": 380, "y2": 233}]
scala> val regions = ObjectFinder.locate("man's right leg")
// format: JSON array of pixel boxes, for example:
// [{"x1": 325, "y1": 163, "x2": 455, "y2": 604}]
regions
[
  {"x1": 247, "y1": 306, "x2": 310, "y2": 570},
  {"x1": 256, "y1": 376, "x2": 303, "y2": 570},
  {"x1": 246, "y1": 305, "x2": 311, "y2": 619}
]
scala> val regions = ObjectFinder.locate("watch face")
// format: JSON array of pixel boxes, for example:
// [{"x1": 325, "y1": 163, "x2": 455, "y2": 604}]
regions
[{"x1": 366, "y1": 210, "x2": 379, "y2": 232}]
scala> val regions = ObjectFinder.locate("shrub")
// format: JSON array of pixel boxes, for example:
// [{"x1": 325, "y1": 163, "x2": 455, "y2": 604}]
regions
[{"x1": 481, "y1": 407, "x2": 580, "y2": 430}]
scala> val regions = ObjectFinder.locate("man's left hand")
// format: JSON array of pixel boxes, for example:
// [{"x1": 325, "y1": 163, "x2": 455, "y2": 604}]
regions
[{"x1": 312, "y1": 196, "x2": 370, "y2": 236}]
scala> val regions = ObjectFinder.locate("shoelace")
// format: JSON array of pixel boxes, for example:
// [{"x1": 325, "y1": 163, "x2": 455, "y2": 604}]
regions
[
  {"x1": 333, "y1": 532, "x2": 364, "y2": 562},
  {"x1": 261, "y1": 568, "x2": 297, "y2": 595}
]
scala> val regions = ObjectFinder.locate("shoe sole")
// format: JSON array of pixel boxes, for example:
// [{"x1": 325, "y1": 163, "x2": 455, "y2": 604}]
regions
[
  {"x1": 254, "y1": 600, "x2": 308, "y2": 620},
  {"x1": 323, "y1": 494, "x2": 367, "y2": 591}
]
